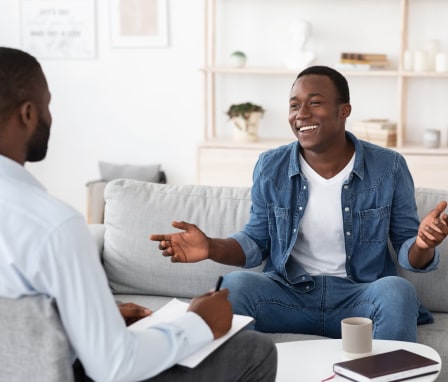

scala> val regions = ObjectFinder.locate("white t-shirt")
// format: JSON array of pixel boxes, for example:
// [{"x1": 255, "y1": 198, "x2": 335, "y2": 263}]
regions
[
  {"x1": 0, "y1": 155, "x2": 212, "y2": 382},
  {"x1": 291, "y1": 153, "x2": 355, "y2": 276}
]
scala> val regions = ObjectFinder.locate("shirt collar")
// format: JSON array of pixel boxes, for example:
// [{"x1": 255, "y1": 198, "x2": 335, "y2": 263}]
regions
[
  {"x1": 288, "y1": 130, "x2": 365, "y2": 181},
  {"x1": 0, "y1": 155, "x2": 46, "y2": 191}
]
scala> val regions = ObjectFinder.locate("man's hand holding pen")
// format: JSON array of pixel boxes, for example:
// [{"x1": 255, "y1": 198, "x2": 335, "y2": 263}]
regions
[{"x1": 188, "y1": 276, "x2": 232, "y2": 339}]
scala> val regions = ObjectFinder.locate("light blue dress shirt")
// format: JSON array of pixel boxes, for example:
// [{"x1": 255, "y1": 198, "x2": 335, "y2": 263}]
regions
[{"x1": 0, "y1": 155, "x2": 213, "y2": 382}]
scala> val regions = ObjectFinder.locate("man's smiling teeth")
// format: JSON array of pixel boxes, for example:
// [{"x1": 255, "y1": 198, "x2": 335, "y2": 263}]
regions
[{"x1": 298, "y1": 124, "x2": 318, "y2": 132}]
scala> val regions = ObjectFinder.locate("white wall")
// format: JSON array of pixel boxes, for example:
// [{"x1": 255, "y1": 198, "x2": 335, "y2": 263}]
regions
[
  {"x1": 0, "y1": 0, "x2": 205, "y2": 216},
  {"x1": 1, "y1": 0, "x2": 447, "y2": 217}
]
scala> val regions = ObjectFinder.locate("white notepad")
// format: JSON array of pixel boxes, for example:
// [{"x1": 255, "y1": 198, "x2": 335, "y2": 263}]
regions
[{"x1": 129, "y1": 298, "x2": 254, "y2": 368}]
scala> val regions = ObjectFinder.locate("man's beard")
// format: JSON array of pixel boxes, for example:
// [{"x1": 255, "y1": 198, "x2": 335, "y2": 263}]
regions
[{"x1": 26, "y1": 116, "x2": 50, "y2": 162}]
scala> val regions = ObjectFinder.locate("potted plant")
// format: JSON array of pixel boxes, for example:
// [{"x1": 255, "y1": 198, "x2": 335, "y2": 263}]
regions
[
  {"x1": 226, "y1": 102, "x2": 265, "y2": 142},
  {"x1": 229, "y1": 51, "x2": 247, "y2": 67}
]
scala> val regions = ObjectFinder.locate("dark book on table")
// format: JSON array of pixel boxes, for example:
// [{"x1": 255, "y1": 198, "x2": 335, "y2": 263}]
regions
[{"x1": 333, "y1": 349, "x2": 439, "y2": 382}]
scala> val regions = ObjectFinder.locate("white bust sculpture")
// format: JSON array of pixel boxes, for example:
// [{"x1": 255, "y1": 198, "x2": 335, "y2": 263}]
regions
[{"x1": 284, "y1": 20, "x2": 316, "y2": 70}]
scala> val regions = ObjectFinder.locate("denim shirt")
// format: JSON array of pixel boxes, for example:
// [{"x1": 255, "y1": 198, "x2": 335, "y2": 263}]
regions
[{"x1": 231, "y1": 132, "x2": 439, "y2": 292}]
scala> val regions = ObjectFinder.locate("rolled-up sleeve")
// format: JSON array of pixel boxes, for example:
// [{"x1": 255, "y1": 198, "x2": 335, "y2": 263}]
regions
[{"x1": 398, "y1": 237, "x2": 440, "y2": 272}]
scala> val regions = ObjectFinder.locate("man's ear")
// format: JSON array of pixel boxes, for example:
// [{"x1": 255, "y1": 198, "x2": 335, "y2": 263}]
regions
[
  {"x1": 340, "y1": 103, "x2": 352, "y2": 118},
  {"x1": 18, "y1": 101, "x2": 38, "y2": 132}
]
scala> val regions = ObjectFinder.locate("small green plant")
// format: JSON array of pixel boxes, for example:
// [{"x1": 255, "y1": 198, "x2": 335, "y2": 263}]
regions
[
  {"x1": 226, "y1": 102, "x2": 265, "y2": 133},
  {"x1": 226, "y1": 102, "x2": 265, "y2": 120},
  {"x1": 231, "y1": 51, "x2": 246, "y2": 58}
]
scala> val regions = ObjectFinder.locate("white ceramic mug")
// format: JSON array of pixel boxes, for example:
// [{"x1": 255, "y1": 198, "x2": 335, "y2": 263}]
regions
[{"x1": 341, "y1": 317, "x2": 373, "y2": 359}]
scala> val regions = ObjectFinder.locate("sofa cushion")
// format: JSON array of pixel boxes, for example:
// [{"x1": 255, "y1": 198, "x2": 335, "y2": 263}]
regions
[
  {"x1": 103, "y1": 180, "x2": 263, "y2": 298},
  {"x1": 0, "y1": 295, "x2": 74, "y2": 382},
  {"x1": 395, "y1": 187, "x2": 448, "y2": 313}
]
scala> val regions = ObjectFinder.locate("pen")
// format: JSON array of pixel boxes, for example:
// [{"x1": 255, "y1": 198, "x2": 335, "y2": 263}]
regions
[{"x1": 215, "y1": 275, "x2": 224, "y2": 292}]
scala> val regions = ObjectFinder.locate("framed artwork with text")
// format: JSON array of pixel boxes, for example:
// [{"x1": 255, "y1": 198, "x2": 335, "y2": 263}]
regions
[{"x1": 21, "y1": 0, "x2": 96, "y2": 59}]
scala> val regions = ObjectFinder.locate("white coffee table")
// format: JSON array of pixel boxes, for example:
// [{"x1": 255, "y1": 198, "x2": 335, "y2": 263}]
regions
[{"x1": 275, "y1": 339, "x2": 441, "y2": 381}]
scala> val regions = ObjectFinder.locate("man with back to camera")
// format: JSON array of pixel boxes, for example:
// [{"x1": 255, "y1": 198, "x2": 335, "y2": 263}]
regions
[
  {"x1": 151, "y1": 65, "x2": 448, "y2": 342},
  {"x1": 0, "y1": 46, "x2": 277, "y2": 382}
]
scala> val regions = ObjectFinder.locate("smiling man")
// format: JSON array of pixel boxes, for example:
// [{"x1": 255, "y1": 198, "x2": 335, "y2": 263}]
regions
[{"x1": 151, "y1": 65, "x2": 448, "y2": 342}]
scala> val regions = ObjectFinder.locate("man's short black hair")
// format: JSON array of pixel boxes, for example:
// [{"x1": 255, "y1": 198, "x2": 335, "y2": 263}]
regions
[
  {"x1": 0, "y1": 47, "x2": 43, "y2": 122},
  {"x1": 296, "y1": 65, "x2": 350, "y2": 104}
]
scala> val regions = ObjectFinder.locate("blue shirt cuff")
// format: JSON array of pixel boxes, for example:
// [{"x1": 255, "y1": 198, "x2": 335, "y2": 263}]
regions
[{"x1": 399, "y1": 237, "x2": 440, "y2": 272}]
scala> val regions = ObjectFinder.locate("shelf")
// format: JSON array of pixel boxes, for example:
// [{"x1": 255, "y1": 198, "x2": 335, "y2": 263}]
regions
[
  {"x1": 201, "y1": 66, "x2": 399, "y2": 77},
  {"x1": 200, "y1": 138, "x2": 448, "y2": 156},
  {"x1": 202, "y1": 66, "x2": 448, "y2": 78},
  {"x1": 199, "y1": 0, "x2": 448, "y2": 189},
  {"x1": 401, "y1": 71, "x2": 448, "y2": 78},
  {"x1": 197, "y1": 139, "x2": 448, "y2": 189},
  {"x1": 199, "y1": 138, "x2": 294, "y2": 150},
  {"x1": 395, "y1": 146, "x2": 448, "y2": 156}
]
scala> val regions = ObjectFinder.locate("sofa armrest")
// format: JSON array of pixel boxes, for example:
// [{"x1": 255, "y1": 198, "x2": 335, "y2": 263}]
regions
[
  {"x1": 86, "y1": 171, "x2": 167, "y2": 224},
  {"x1": 86, "y1": 180, "x2": 108, "y2": 224},
  {"x1": 0, "y1": 295, "x2": 74, "y2": 381},
  {"x1": 88, "y1": 224, "x2": 105, "y2": 260}
]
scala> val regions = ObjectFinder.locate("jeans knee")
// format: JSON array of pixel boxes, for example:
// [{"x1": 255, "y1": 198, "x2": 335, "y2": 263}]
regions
[
  {"x1": 369, "y1": 277, "x2": 419, "y2": 341},
  {"x1": 222, "y1": 271, "x2": 266, "y2": 316},
  {"x1": 222, "y1": 272, "x2": 253, "y2": 308},
  {"x1": 370, "y1": 276, "x2": 419, "y2": 321},
  {"x1": 222, "y1": 271, "x2": 254, "y2": 293},
  {"x1": 375, "y1": 276, "x2": 417, "y2": 304}
]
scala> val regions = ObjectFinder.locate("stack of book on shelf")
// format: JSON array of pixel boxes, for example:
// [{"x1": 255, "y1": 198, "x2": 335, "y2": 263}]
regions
[
  {"x1": 350, "y1": 119, "x2": 397, "y2": 147},
  {"x1": 336, "y1": 52, "x2": 389, "y2": 71}
]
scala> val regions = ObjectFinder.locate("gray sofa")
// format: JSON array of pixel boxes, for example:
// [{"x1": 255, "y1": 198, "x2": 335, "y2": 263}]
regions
[
  {"x1": 2, "y1": 179, "x2": 447, "y2": 380},
  {"x1": 94, "y1": 179, "x2": 448, "y2": 379}
]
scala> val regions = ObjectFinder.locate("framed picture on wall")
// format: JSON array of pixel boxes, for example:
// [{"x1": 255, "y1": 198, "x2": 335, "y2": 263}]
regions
[
  {"x1": 110, "y1": 0, "x2": 168, "y2": 48},
  {"x1": 20, "y1": 0, "x2": 96, "y2": 59}
]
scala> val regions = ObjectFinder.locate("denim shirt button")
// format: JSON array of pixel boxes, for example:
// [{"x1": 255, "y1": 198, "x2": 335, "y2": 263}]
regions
[
  {"x1": 344, "y1": 207, "x2": 350, "y2": 212},
  {"x1": 299, "y1": 206, "x2": 303, "y2": 211},
  {"x1": 344, "y1": 185, "x2": 349, "y2": 189},
  {"x1": 346, "y1": 231, "x2": 351, "y2": 236},
  {"x1": 306, "y1": 285, "x2": 310, "y2": 290},
  {"x1": 301, "y1": 276, "x2": 306, "y2": 280}
]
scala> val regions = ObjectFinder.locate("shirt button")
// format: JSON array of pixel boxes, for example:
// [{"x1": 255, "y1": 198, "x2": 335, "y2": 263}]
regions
[
  {"x1": 301, "y1": 276, "x2": 306, "y2": 280},
  {"x1": 306, "y1": 285, "x2": 310, "y2": 290},
  {"x1": 293, "y1": 229, "x2": 296, "y2": 233},
  {"x1": 346, "y1": 232, "x2": 351, "y2": 236},
  {"x1": 344, "y1": 185, "x2": 349, "y2": 189},
  {"x1": 299, "y1": 206, "x2": 303, "y2": 211},
  {"x1": 303, "y1": 185, "x2": 307, "y2": 190},
  {"x1": 344, "y1": 207, "x2": 350, "y2": 212}
]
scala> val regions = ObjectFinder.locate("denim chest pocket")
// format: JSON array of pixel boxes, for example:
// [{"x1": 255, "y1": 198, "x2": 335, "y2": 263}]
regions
[
  {"x1": 359, "y1": 205, "x2": 390, "y2": 243},
  {"x1": 268, "y1": 204, "x2": 289, "y2": 245}
]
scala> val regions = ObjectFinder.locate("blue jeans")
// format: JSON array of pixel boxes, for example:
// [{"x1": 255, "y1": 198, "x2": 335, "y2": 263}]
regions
[{"x1": 222, "y1": 272, "x2": 420, "y2": 341}]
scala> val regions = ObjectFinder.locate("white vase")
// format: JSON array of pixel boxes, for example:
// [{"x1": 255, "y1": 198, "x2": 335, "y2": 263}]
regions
[
  {"x1": 231, "y1": 112, "x2": 262, "y2": 143},
  {"x1": 229, "y1": 52, "x2": 247, "y2": 68}
]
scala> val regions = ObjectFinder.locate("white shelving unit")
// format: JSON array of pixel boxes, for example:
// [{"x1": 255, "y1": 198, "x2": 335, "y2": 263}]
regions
[{"x1": 197, "y1": 0, "x2": 448, "y2": 189}]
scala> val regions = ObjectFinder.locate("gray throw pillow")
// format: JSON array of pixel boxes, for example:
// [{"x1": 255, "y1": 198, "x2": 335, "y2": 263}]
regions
[{"x1": 99, "y1": 161, "x2": 161, "y2": 182}]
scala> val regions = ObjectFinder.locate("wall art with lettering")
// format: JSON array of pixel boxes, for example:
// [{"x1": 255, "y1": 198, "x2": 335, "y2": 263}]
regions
[{"x1": 21, "y1": 0, "x2": 96, "y2": 59}]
